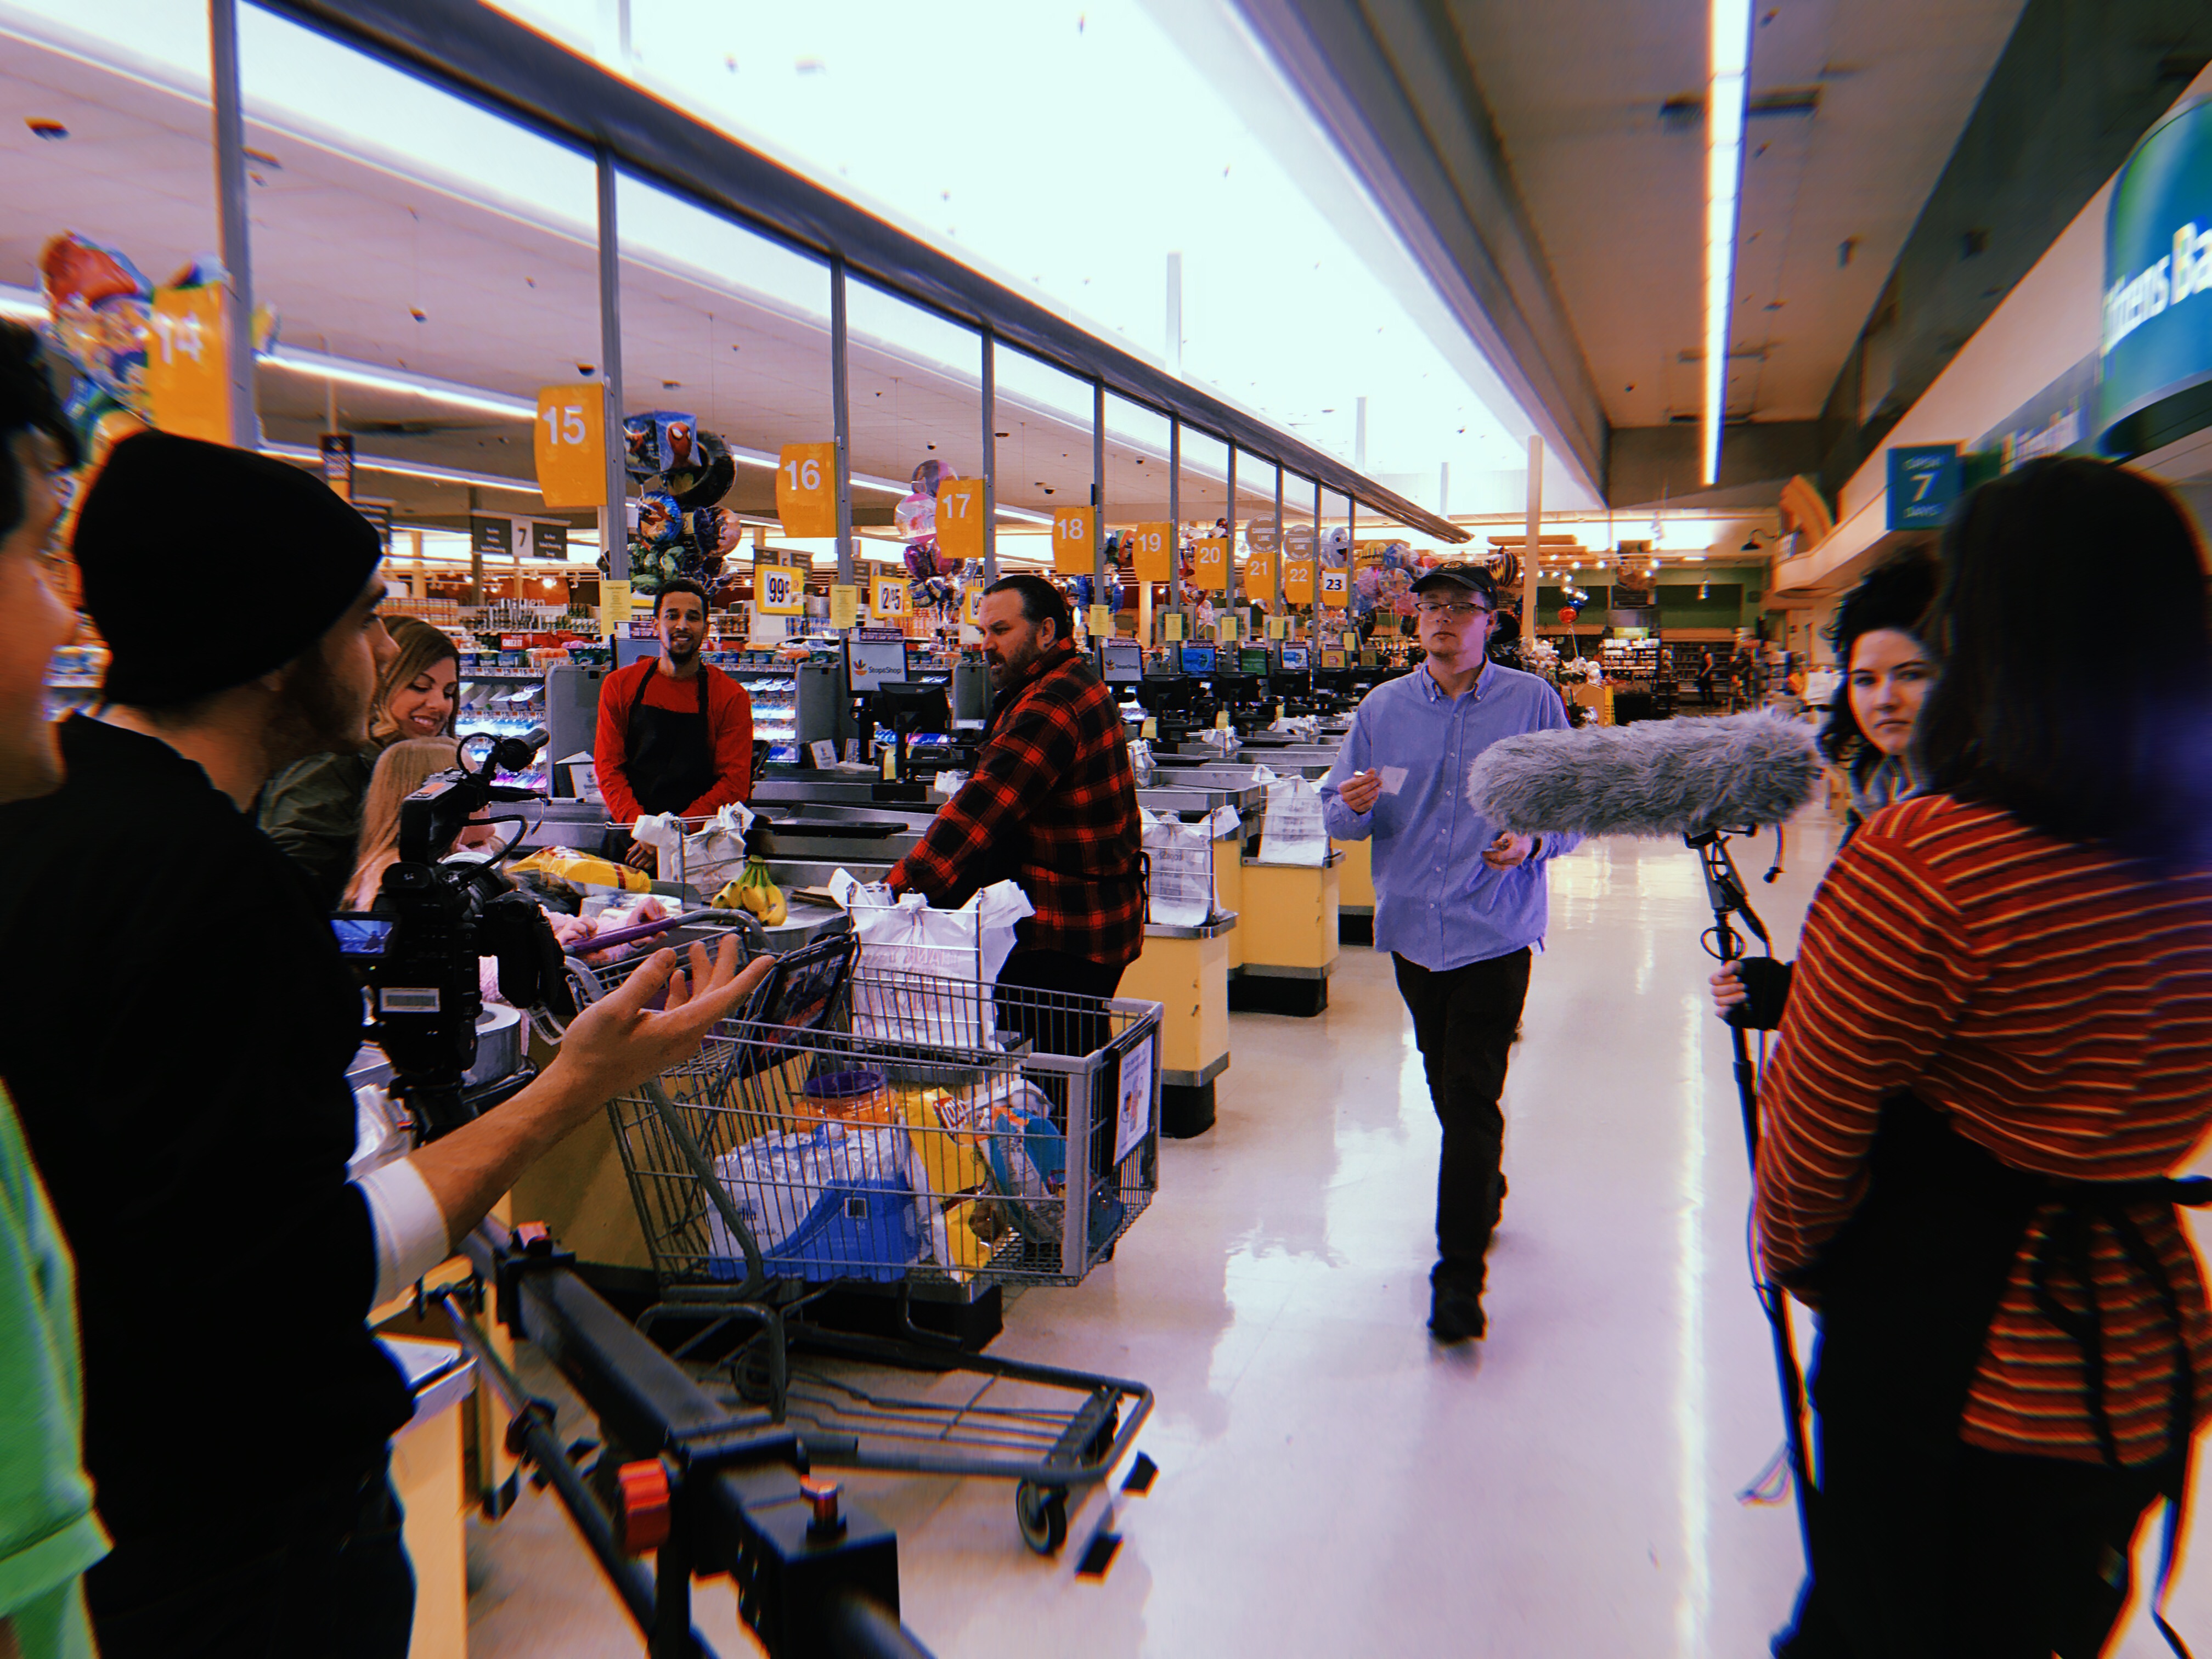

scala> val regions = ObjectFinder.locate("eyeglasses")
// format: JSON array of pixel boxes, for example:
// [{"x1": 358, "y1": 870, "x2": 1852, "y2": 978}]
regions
[{"x1": 1414, "y1": 601, "x2": 1494, "y2": 620}]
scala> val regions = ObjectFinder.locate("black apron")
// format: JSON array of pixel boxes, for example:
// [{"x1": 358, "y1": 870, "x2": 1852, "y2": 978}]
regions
[
  {"x1": 1780, "y1": 1093, "x2": 2199, "y2": 1659},
  {"x1": 620, "y1": 663, "x2": 716, "y2": 816}
]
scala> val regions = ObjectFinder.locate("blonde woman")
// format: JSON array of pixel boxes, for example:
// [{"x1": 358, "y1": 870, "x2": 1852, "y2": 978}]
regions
[
  {"x1": 261, "y1": 617, "x2": 460, "y2": 907},
  {"x1": 341, "y1": 737, "x2": 462, "y2": 911}
]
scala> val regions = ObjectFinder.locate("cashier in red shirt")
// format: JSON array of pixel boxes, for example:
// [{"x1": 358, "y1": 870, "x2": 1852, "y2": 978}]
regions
[{"x1": 594, "y1": 577, "x2": 752, "y2": 872}]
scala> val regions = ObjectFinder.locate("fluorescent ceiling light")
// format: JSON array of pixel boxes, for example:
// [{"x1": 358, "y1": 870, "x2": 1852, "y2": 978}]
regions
[
  {"x1": 263, "y1": 440, "x2": 539, "y2": 495},
  {"x1": 262, "y1": 346, "x2": 537, "y2": 420},
  {"x1": 0, "y1": 284, "x2": 43, "y2": 323},
  {"x1": 1705, "y1": 0, "x2": 1752, "y2": 486}
]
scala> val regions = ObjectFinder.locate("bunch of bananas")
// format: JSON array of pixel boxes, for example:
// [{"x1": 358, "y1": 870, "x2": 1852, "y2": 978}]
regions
[{"x1": 712, "y1": 856, "x2": 786, "y2": 927}]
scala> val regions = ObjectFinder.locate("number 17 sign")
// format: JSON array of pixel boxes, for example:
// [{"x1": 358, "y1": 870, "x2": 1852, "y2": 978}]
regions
[{"x1": 936, "y1": 478, "x2": 984, "y2": 561}]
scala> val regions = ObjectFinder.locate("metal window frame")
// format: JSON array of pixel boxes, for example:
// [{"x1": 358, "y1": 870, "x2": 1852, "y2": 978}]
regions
[{"x1": 256, "y1": 0, "x2": 1467, "y2": 544}]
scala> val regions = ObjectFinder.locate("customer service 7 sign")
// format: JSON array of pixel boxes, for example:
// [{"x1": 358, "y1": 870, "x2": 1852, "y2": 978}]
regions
[{"x1": 2101, "y1": 97, "x2": 2212, "y2": 458}]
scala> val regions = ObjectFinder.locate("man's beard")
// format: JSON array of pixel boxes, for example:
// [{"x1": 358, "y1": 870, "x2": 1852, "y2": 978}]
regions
[
  {"x1": 269, "y1": 645, "x2": 372, "y2": 766},
  {"x1": 989, "y1": 637, "x2": 1040, "y2": 688}
]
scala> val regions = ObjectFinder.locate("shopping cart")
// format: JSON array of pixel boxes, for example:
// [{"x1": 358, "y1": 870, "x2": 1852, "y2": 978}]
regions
[{"x1": 582, "y1": 933, "x2": 1160, "y2": 1554}]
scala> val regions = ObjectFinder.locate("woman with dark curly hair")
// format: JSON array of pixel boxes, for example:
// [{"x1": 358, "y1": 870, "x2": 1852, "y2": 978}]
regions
[{"x1": 1711, "y1": 549, "x2": 1939, "y2": 1027}]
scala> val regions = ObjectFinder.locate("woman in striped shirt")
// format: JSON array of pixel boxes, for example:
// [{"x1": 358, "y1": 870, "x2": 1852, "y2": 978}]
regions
[{"x1": 1760, "y1": 457, "x2": 2212, "y2": 1658}]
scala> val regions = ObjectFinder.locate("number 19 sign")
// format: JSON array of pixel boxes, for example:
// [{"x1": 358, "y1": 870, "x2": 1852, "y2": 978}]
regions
[
  {"x1": 777, "y1": 443, "x2": 838, "y2": 538},
  {"x1": 534, "y1": 387, "x2": 607, "y2": 510}
]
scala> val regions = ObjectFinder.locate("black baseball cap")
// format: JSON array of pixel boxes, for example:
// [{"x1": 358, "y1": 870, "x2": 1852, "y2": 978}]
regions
[{"x1": 1409, "y1": 563, "x2": 1499, "y2": 606}]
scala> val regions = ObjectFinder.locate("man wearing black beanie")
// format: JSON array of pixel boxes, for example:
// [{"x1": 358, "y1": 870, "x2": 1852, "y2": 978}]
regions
[{"x1": 0, "y1": 428, "x2": 767, "y2": 1658}]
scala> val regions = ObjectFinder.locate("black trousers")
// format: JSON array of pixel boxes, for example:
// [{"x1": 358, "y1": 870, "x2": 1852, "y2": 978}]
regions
[
  {"x1": 1777, "y1": 1098, "x2": 2172, "y2": 1658},
  {"x1": 1392, "y1": 949, "x2": 1531, "y2": 1291},
  {"x1": 998, "y1": 948, "x2": 1127, "y2": 1178},
  {"x1": 86, "y1": 1453, "x2": 414, "y2": 1659}
]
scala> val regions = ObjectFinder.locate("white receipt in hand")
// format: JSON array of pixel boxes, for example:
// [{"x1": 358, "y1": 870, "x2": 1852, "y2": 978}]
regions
[{"x1": 1378, "y1": 766, "x2": 1409, "y2": 797}]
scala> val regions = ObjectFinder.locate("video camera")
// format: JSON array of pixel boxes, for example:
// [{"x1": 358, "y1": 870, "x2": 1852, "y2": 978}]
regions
[{"x1": 334, "y1": 726, "x2": 574, "y2": 1142}]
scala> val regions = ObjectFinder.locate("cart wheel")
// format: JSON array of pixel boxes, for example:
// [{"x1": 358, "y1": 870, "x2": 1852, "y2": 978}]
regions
[{"x1": 1015, "y1": 1481, "x2": 1068, "y2": 1555}]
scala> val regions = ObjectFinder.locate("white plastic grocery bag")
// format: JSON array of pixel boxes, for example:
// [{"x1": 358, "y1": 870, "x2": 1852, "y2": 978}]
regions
[
  {"x1": 828, "y1": 868, "x2": 1035, "y2": 1047},
  {"x1": 1139, "y1": 808, "x2": 1215, "y2": 928},
  {"x1": 633, "y1": 803, "x2": 755, "y2": 888},
  {"x1": 1255, "y1": 775, "x2": 1328, "y2": 866}
]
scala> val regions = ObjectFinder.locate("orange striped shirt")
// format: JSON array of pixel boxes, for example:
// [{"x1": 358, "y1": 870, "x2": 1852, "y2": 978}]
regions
[{"x1": 1756, "y1": 793, "x2": 2212, "y2": 1465}]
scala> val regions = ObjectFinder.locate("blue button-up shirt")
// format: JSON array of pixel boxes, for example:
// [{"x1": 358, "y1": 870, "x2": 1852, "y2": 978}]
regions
[{"x1": 1321, "y1": 660, "x2": 1579, "y2": 971}]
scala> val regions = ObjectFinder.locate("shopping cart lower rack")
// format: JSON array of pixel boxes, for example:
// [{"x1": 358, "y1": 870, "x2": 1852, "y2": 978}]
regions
[{"x1": 589, "y1": 941, "x2": 1163, "y2": 1554}]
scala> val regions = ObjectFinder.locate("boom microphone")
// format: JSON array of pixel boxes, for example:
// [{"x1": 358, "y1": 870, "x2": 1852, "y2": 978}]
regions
[{"x1": 1465, "y1": 711, "x2": 1822, "y2": 838}]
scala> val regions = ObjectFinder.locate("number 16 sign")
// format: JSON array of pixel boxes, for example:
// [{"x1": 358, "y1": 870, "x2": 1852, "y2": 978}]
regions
[{"x1": 777, "y1": 443, "x2": 837, "y2": 538}]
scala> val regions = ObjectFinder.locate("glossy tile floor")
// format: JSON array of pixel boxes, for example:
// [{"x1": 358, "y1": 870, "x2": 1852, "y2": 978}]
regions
[{"x1": 467, "y1": 810, "x2": 2212, "y2": 1656}]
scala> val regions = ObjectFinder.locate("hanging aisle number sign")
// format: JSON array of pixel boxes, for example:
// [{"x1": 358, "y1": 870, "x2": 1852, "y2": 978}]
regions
[
  {"x1": 755, "y1": 564, "x2": 804, "y2": 615},
  {"x1": 533, "y1": 386, "x2": 606, "y2": 509},
  {"x1": 145, "y1": 283, "x2": 232, "y2": 444},
  {"x1": 1129, "y1": 521, "x2": 1173, "y2": 583},
  {"x1": 1051, "y1": 505, "x2": 1097, "y2": 574},
  {"x1": 1284, "y1": 558, "x2": 1316, "y2": 605},
  {"x1": 1320, "y1": 567, "x2": 1350, "y2": 608},
  {"x1": 935, "y1": 479, "x2": 984, "y2": 562},
  {"x1": 1245, "y1": 546, "x2": 1277, "y2": 607},
  {"x1": 871, "y1": 574, "x2": 909, "y2": 620},
  {"x1": 776, "y1": 443, "x2": 837, "y2": 537},
  {"x1": 1193, "y1": 536, "x2": 1228, "y2": 591}
]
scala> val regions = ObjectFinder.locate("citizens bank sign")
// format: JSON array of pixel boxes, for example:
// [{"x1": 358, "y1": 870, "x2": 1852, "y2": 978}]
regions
[{"x1": 2101, "y1": 97, "x2": 2212, "y2": 457}]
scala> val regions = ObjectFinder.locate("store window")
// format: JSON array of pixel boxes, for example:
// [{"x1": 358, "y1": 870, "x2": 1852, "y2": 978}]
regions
[
  {"x1": 1232, "y1": 447, "x2": 1278, "y2": 622},
  {"x1": 236, "y1": 10, "x2": 601, "y2": 624},
  {"x1": 991, "y1": 345, "x2": 1096, "y2": 584},
  {"x1": 613, "y1": 169, "x2": 833, "y2": 652},
  {"x1": 1174, "y1": 426, "x2": 1232, "y2": 636}
]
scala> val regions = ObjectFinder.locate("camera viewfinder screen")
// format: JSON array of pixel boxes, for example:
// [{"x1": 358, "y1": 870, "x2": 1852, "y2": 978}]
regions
[{"x1": 331, "y1": 916, "x2": 396, "y2": 957}]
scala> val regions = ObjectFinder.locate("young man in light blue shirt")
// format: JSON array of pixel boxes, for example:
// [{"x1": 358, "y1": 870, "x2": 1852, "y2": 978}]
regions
[{"x1": 1321, "y1": 564, "x2": 1577, "y2": 1342}]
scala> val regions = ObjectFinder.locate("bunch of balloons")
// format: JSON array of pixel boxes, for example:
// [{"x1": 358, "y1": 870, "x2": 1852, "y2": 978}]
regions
[{"x1": 614, "y1": 410, "x2": 741, "y2": 596}]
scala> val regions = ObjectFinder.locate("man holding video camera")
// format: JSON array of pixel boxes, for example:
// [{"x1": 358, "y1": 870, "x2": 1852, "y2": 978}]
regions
[{"x1": 0, "y1": 429, "x2": 766, "y2": 1659}]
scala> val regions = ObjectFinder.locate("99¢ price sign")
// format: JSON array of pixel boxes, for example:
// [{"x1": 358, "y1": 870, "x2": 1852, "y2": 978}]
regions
[{"x1": 755, "y1": 564, "x2": 804, "y2": 615}]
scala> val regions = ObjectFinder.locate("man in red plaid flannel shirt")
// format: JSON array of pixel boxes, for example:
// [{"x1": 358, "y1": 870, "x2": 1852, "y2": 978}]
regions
[{"x1": 887, "y1": 574, "x2": 1144, "y2": 1000}]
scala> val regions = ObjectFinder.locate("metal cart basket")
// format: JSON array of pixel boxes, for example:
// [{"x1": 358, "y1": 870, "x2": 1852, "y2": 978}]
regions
[{"x1": 578, "y1": 929, "x2": 1161, "y2": 1554}]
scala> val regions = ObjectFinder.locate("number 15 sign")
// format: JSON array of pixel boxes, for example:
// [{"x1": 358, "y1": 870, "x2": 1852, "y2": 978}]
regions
[{"x1": 534, "y1": 387, "x2": 607, "y2": 510}]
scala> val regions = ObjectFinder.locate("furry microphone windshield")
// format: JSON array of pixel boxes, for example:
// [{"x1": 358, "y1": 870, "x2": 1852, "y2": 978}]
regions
[{"x1": 1465, "y1": 712, "x2": 1824, "y2": 838}]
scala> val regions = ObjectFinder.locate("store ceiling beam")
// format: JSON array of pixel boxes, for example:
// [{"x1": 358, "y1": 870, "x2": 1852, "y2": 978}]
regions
[
  {"x1": 1232, "y1": 0, "x2": 1609, "y2": 506},
  {"x1": 256, "y1": 0, "x2": 1468, "y2": 544}
]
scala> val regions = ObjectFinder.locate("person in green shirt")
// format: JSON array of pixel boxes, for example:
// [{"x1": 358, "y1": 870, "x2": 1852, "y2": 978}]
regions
[{"x1": 0, "y1": 323, "x2": 106, "y2": 1657}]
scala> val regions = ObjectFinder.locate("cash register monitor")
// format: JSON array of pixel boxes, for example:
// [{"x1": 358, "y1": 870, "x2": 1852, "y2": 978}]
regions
[
  {"x1": 1280, "y1": 644, "x2": 1310, "y2": 670},
  {"x1": 1101, "y1": 637, "x2": 1144, "y2": 684},
  {"x1": 1239, "y1": 648, "x2": 1270, "y2": 676},
  {"x1": 847, "y1": 635, "x2": 907, "y2": 691},
  {"x1": 1180, "y1": 644, "x2": 1217, "y2": 675}
]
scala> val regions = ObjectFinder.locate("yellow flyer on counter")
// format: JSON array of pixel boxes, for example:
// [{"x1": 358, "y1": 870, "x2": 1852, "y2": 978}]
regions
[
  {"x1": 1267, "y1": 614, "x2": 1289, "y2": 640},
  {"x1": 1343, "y1": 630, "x2": 1361, "y2": 652},
  {"x1": 1284, "y1": 558, "x2": 1316, "y2": 605},
  {"x1": 1320, "y1": 567, "x2": 1350, "y2": 608},
  {"x1": 1051, "y1": 506, "x2": 1096, "y2": 575},
  {"x1": 962, "y1": 586, "x2": 984, "y2": 627},
  {"x1": 1193, "y1": 537, "x2": 1228, "y2": 591},
  {"x1": 829, "y1": 583, "x2": 859, "y2": 629},
  {"x1": 1218, "y1": 613, "x2": 1240, "y2": 644},
  {"x1": 1128, "y1": 521, "x2": 1172, "y2": 583},
  {"x1": 871, "y1": 574, "x2": 909, "y2": 620},
  {"x1": 1088, "y1": 603, "x2": 1114, "y2": 640},
  {"x1": 601, "y1": 578, "x2": 633, "y2": 629},
  {"x1": 1164, "y1": 611, "x2": 1186, "y2": 642},
  {"x1": 144, "y1": 283, "x2": 230, "y2": 444},
  {"x1": 935, "y1": 479, "x2": 984, "y2": 562},
  {"x1": 755, "y1": 563, "x2": 804, "y2": 615},
  {"x1": 775, "y1": 443, "x2": 837, "y2": 538},
  {"x1": 533, "y1": 386, "x2": 606, "y2": 509}
]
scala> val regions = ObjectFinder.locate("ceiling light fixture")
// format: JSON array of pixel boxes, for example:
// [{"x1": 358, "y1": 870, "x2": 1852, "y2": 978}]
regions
[
  {"x1": 1704, "y1": 0, "x2": 1753, "y2": 486},
  {"x1": 261, "y1": 346, "x2": 537, "y2": 421},
  {"x1": 262, "y1": 440, "x2": 540, "y2": 495}
]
